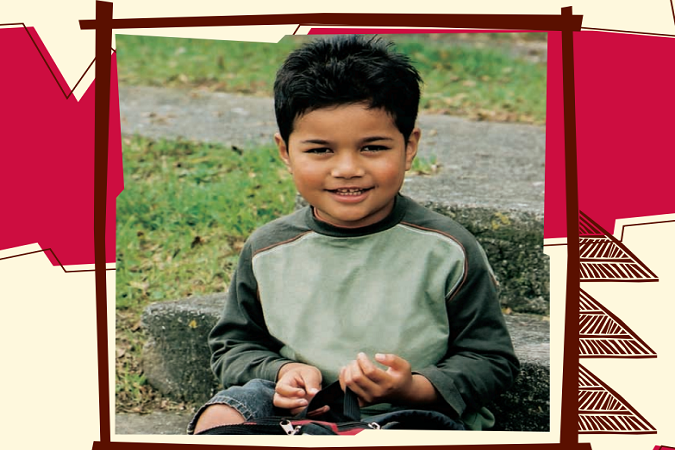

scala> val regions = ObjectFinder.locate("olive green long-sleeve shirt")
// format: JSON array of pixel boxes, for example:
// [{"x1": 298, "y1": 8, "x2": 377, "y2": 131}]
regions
[{"x1": 208, "y1": 195, "x2": 519, "y2": 428}]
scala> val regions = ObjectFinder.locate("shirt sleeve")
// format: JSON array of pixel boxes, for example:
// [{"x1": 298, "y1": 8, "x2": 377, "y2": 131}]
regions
[
  {"x1": 414, "y1": 239, "x2": 520, "y2": 419},
  {"x1": 208, "y1": 240, "x2": 294, "y2": 387}
]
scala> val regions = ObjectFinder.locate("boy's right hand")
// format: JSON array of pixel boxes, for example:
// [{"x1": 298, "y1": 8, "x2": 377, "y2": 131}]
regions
[{"x1": 274, "y1": 363, "x2": 324, "y2": 415}]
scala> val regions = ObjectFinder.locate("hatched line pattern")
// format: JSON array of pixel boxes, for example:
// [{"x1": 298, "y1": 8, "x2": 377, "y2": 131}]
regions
[
  {"x1": 579, "y1": 211, "x2": 658, "y2": 282},
  {"x1": 579, "y1": 289, "x2": 656, "y2": 357},
  {"x1": 578, "y1": 365, "x2": 656, "y2": 434}
]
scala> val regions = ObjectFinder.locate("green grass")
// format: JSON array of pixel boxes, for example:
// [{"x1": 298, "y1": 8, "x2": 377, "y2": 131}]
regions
[
  {"x1": 116, "y1": 35, "x2": 299, "y2": 95},
  {"x1": 394, "y1": 39, "x2": 546, "y2": 123},
  {"x1": 116, "y1": 137, "x2": 297, "y2": 311},
  {"x1": 116, "y1": 33, "x2": 547, "y2": 124}
]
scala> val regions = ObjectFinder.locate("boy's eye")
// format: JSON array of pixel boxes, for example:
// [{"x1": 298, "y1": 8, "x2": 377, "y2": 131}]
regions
[
  {"x1": 305, "y1": 148, "x2": 332, "y2": 154},
  {"x1": 362, "y1": 145, "x2": 388, "y2": 152}
]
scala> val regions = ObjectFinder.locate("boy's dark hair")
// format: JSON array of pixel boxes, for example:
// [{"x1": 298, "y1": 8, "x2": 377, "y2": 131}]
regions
[{"x1": 274, "y1": 35, "x2": 422, "y2": 144}]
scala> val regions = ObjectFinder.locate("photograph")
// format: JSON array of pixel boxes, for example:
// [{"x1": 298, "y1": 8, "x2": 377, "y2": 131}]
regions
[{"x1": 113, "y1": 31, "x2": 550, "y2": 436}]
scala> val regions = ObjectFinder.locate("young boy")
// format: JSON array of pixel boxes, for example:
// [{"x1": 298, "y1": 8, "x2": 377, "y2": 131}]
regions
[{"x1": 189, "y1": 35, "x2": 519, "y2": 434}]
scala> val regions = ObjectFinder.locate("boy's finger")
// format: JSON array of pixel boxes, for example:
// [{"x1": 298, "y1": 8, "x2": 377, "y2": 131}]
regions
[
  {"x1": 375, "y1": 353, "x2": 410, "y2": 372},
  {"x1": 339, "y1": 365, "x2": 369, "y2": 401},
  {"x1": 338, "y1": 366, "x2": 347, "y2": 391},
  {"x1": 289, "y1": 405, "x2": 311, "y2": 416},
  {"x1": 300, "y1": 369, "x2": 322, "y2": 396},
  {"x1": 344, "y1": 359, "x2": 379, "y2": 394},
  {"x1": 306, "y1": 405, "x2": 331, "y2": 418},
  {"x1": 273, "y1": 393, "x2": 309, "y2": 410},
  {"x1": 275, "y1": 383, "x2": 306, "y2": 398},
  {"x1": 342, "y1": 367, "x2": 375, "y2": 405},
  {"x1": 356, "y1": 352, "x2": 387, "y2": 382}
]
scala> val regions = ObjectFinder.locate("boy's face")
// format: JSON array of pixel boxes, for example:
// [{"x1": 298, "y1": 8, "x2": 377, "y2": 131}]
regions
[{"x1": 276, "y1": 103, "x2": 420, "y2": 229}]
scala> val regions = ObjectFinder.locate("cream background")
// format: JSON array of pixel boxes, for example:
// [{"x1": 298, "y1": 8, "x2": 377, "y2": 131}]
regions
[
  {"x1": 1, "y1": 0, "x2": 675, "y2": 448},
  {"x1": 577, "y1": 218, "x2": 675, "y2": 448}
]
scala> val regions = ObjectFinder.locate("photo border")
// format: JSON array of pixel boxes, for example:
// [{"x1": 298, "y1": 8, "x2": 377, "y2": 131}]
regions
[{"x1": 81, "y1": 3, "x2": 585, "y2": 448}]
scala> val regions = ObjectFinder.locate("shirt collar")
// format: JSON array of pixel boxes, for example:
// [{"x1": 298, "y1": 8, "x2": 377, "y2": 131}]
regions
[{"x1": 305, "y1": 194, "x2": 408, "y2": 237}]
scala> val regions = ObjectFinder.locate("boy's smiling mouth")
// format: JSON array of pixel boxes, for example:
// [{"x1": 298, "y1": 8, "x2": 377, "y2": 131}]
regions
[{"x1": 326, "y1": 187, "x2": 373, "y2": 196}]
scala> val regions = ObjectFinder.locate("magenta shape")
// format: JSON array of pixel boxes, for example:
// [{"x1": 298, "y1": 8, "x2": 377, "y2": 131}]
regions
[
  {"x1": 574, "y1": 31, "x2": 675, "y2": 234},
  {"x1": 0, "y1": 26, "x2": 123, "y2": 266}
]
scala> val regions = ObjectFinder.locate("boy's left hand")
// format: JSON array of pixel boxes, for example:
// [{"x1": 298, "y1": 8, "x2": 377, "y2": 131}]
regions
[{"x1": 338, "y1": 352, "x2": 415, "y2": 406}]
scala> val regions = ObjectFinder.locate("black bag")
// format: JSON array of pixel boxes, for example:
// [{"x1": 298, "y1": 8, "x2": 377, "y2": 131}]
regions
[{"x1": 197, "y1": 381, "x2": 464, "y2": 435}]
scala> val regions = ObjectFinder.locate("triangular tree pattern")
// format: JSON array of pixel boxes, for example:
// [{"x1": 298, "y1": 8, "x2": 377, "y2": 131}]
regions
[
  {"x1": 579, "y1": 364, "x2": 656, "y2": 434},
  {"x1": 579, "y1": 288, "x2": 656, "y2": 358},
  {"x1": 579, "y1": 211, "x2": 658, "y2": 282}
]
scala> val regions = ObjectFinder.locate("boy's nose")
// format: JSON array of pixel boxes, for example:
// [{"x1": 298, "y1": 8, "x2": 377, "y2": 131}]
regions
[{"x1": 331, "y1": 153, "x2": 365, "y2": 178}]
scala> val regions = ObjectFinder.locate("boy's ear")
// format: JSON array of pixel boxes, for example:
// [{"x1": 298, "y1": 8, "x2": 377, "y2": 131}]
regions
[
  {"x1": 274, "y1": 132, "x2": 292, "y2": 172},
  {"x1": 404, "y1": 127, "x2": 421, "y2": 171}
]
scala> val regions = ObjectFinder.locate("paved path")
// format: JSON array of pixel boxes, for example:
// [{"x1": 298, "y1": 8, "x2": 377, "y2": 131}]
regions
[{"x1": 116, "y1": 411, "x2": 192, "y2": 435}]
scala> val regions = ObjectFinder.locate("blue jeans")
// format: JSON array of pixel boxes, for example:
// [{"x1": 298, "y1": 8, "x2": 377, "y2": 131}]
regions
[{"x1": 187, "y1": 379, "x2": 278, "y2": 434}]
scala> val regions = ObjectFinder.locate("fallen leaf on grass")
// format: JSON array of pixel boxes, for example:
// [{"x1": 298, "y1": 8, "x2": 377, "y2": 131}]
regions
[{"x1": 191, "y1": 236, "x2": 202, "y2": 248}]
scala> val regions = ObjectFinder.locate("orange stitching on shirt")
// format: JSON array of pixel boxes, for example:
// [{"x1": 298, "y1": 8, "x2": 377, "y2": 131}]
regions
[{"x1": 252, "y1": 231, "x2": 314, "y2": 258}]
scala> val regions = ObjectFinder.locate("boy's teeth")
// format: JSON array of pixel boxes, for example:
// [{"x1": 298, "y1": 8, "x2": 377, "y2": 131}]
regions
[{"x1": 335, "y1": 188, "x2": 364, "y2": 194}]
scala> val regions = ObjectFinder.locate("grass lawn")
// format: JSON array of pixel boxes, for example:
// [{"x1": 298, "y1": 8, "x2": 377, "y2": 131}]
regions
[{"x1": 116, "y1": 32, "x2": 547, "y2": 124}]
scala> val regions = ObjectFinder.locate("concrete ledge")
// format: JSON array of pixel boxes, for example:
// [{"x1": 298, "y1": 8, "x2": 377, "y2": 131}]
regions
[
  {"x1": 409, "y1": 200, "x2": 549, "y2": 315},
  {"x1": 141, "y1": 293, "x2": 550, "y2": 432},
  {"x1": 142, "y1": 294, "x2": 225, "y2": 404}
]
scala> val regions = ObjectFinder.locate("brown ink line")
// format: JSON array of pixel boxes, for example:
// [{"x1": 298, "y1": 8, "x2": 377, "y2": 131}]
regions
[
  {"x1": 92, "y1": 1, "x2": 114, "y2": 445},
  {"x1": 581, "y1": 26, "x2": 675, "y2": 38},
  {"x1": 560, "y1": 6, "x2": 582, "y2": 447},
  {"x1": 0, "y1": 23, "x2": 100, "y2": 100},
  {"x1": 579, "y1": 289, "x2": 657, "y2": 355},
  {"x1": 80, "y1": 13, "x2": 581, "y2": 32},
  {"x1": 543, "y1": 242, "x2": 569, "y2": 247},
  {"x1": 580, "y1": 355, "x2": 659, "y2": 359},
  {"x1": 579, "y1": 431, "x2": 659, "y2": 435},
  {"x1": 580, "y1": 211, "x2": 659, "y2": 279},
  {"x1": 618, "y1": 219, "x2": 675, "y2": 242},
  {"x1": 580, "y1": 365, "x2": 657, "y2": 433},
  {"x1": 0, "y1": 248, "x2": 115, "y2": 273}
]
